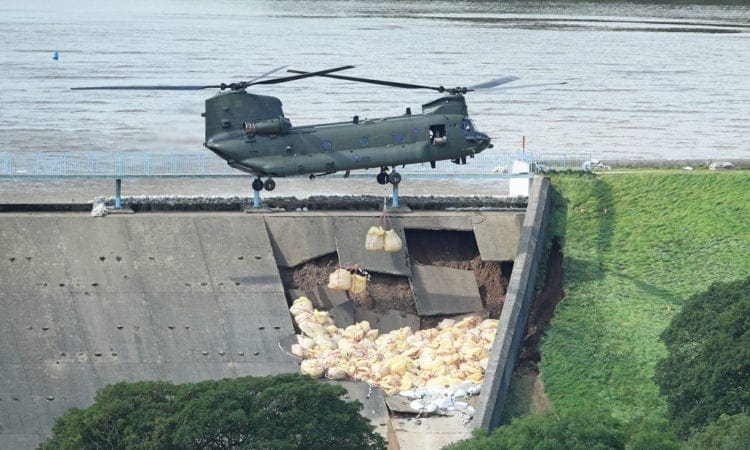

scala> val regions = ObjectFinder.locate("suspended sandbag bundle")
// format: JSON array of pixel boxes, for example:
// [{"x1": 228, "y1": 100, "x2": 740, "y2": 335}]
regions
[
  {"x1": 365, "y1": 226, "x2": 385, "y2": 251},
  {"x1": 366, "y1": 204, "x2": 402, "y2": 252},
  {"x1": 384, "y1": 229, "x2": 402, "y2": 252},
  {"x1": 328, "y1": 268, "x2": 352, "y2": 291}
]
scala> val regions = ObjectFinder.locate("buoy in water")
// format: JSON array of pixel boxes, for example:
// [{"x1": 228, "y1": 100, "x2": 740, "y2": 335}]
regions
[{"x1": 52, "y1": 51, "x2": 59, "y2": 60}]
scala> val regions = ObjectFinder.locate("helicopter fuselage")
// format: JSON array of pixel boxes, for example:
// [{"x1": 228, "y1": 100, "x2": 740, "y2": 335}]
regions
[{"x1": 203, "y1": 91, "x2": 492, "y2": 178}]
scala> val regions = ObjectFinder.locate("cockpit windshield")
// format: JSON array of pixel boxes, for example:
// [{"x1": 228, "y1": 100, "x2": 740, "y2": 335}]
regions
[{"x1": 461, "y1": 118, "x2": 475, "y2": 133}]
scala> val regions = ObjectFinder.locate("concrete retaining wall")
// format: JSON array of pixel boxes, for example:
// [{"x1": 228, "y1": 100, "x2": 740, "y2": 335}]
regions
[{"x1": 474, "y1": 176, "x2": 552, "y2": 430}]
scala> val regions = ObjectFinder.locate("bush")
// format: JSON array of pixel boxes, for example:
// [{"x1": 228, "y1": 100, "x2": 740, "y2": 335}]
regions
[
  {"x1": 654, "y1": 277, "x2": 750, "y2": 437},
  {"x1": 684, "y1": 414, "x2": 750, "y2": 450},
  {"x1": 445, "y1": 408, "x2": 627, "y2": 450},
  {"x1": 40, "y1": 374, "x2": 386, "y2": 449}
]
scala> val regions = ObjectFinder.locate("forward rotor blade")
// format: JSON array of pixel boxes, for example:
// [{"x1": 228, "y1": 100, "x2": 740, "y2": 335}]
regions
[
  {"x1": 468, "y1": 76, "x2": 520, "y2": 90},
  {"x1": 250, "y1": 65, "x2": 355, "y2": 86},
  {"x1": 287, "y1": 70, "x2": 443, "y2": 92},
  {"x1": 71, "y1": 84, "x2": 216, "y2": 91},
  {"x1": 244, "y1": 65, "x2": 289, "y2": 85}
]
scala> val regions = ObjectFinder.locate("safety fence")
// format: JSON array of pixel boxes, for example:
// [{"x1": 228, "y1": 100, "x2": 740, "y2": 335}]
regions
[{"x1": 0, "y1": 151, "x2": 593, "y2": 179}]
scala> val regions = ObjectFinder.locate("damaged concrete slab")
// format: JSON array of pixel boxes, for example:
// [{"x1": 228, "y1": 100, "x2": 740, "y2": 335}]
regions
[
  {"x1": 265, "y1": 216, "x2": 337, "y2": 268},
  {"x1": 329, "y1": 298, "x2": 355, "y2": 328},
  {"x1": 333, "y1": 216, "x2": 411, "y2": 276},
  {"x1": 391, "y1": 415, "x2": 474, "y2": 449},
  {"x1": 332, "y1": 380, "x2": 390, "y2": 443},
  {"x1": 473, "y1": 213, "x2": 525, "y2": 261},
  {"x1": 411, "y1": 265, "x2": 483, "y2": 316}
]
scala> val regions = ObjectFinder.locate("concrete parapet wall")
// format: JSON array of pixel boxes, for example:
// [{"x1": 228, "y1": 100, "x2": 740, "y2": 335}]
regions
[{"x1": 474, "y1": 176, "x2": 552, "y2": 430}]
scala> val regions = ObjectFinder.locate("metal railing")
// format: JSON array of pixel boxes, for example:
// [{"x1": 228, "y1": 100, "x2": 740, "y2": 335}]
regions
[{"x1": 0, "y1": 151, "x2": 593, "y2": 179}]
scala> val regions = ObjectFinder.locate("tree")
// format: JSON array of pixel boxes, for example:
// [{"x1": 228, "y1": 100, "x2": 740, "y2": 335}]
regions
[
  {"x1": 684, "y1": 414, "x2": 750, "y2": 450},
  {"x1": 40, "y1": 374, "x2": 386, "y2": 449},
  {"x1": 654, "y1": 277, "x2": 750, "y2": 436},
  {"x1": 445, "y1": 407, "x2": 628, "y2": 450}
]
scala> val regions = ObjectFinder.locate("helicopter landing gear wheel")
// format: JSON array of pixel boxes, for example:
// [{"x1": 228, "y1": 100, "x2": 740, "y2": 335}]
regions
[
  {"x1": 263, "y1": 178, "x2": 276, "y2": 191},
  {"x1": 252, "y1": 177, "x2": 263, "y2": 191},
  {"x1": 376, "y1": 172, "x2": 389, "y2": 185},
  {"x1": 388, "y1": 171, "x2": 401, "y2": 186}
]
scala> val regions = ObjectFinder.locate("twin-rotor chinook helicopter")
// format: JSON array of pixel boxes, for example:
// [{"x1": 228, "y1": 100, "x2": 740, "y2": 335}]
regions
[{"x1": 73, "y1": 66, "x2": 542, "y2": 191}]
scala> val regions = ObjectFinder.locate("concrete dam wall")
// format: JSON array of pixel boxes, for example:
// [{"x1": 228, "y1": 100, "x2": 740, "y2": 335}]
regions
[{"x1": 0, "y1": 195, "x2": 541, "y2": 449}]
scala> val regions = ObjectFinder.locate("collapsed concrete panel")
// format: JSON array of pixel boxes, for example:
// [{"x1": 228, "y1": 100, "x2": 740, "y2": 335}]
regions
[
  {"x1": 473, "y1": 213, "x2": 525, "y2": 261},
  {"x1": 265, "y1": 216, "x2": 337, "y2": 268},
  {"x1": 354, "y1": 309, "x2": 420, "y2": 334},
  {"x1": 333, "y1": 380, "x2": 390, "y2": 442},
  {"x1": 334, "y1": 216, "x2": 411, "y2": 276},
  {"x1": 411, "y1": 265, "x2": 483, "y2": 316}
]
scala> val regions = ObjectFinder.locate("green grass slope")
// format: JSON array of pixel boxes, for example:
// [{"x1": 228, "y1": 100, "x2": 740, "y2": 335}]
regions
[{"x1": 539, "y1": 172, "x2": 750, "y2": 424}]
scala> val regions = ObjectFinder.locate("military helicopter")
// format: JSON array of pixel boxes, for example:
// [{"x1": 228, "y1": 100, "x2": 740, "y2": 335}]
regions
[{"x1": 73, "y1": 66, "x2": 530, "y2": 192}]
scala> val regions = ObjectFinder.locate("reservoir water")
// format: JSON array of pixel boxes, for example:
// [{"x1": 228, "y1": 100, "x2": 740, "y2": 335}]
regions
[{"x1": 0, "y1": 0, "x2": 748, "y2": 200}]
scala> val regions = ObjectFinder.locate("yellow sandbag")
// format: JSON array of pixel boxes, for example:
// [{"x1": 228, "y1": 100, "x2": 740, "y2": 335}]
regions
[
  {"x1": 350, "y1": 273, "x2": 367, "y2": 295},
  {"x1": 300, "y1": 360, "x2": 324, "y2": 378},
  {"x1": 291, "y1": 344, "x2": 305, "y2": 358},
  {"x1": 326, "y1": 366, "x2": 347, "y2": 380},
  {"x1": 290, "y1": 296, "x2": 313, "y2": 316},
  {"x1": 384, "y1": 229, "x2": 402, "y2": 252},
  {"x1": 365, "y1": 226, "x2": 385, "y2": 251},
  {"x1": 328, "y1": 268, "x2": 351, "y2": 291}
]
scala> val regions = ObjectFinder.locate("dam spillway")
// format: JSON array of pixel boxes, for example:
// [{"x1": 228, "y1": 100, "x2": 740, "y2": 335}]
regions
[{"x1": 0, "y1": 190, "x2": 547, "y2": 449}]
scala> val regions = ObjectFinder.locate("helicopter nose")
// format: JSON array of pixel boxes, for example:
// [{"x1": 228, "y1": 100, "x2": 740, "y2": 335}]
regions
[{"x1": 474, "y1": 132, "x2": 491, "y2": 150}]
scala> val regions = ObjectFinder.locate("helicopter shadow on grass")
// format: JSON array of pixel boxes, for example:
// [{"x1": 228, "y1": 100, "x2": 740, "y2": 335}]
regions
[
  {"x1": 553, "y1": 175, "x2": 679, "y2": 305},
  {"x1": 549, "y1": 175, "x2": 615, "y2": 285}
]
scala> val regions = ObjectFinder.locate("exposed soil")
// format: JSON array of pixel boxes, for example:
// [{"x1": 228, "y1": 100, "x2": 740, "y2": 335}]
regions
[
  {"x1": 278, "y1": 229, "x2": 512, "y2": 321},
  {"x1": 278, "y1": 229, "x2": 566, "y2": 415},
  {"x1": 519, "y1": 238, "x2": 564, "y2": 365}
]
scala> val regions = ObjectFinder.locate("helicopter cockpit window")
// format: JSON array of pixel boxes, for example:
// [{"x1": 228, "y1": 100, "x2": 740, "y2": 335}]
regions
[
  {"x1": 461, "y1": 119, "x2": 475, "y2": 133},
  {"x1": 429, "y1": 124, "x2": 447, "y2": 145}
]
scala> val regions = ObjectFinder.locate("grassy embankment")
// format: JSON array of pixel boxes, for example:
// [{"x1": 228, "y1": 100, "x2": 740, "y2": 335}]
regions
[{"x1": 537, "y1": 171, "x2": 750, "y2": 424}]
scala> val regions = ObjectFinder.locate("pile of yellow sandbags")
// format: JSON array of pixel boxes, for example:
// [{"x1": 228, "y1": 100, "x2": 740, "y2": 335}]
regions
[{"x1": 288, "y1": 296, "x2": 498, "y2": 394}]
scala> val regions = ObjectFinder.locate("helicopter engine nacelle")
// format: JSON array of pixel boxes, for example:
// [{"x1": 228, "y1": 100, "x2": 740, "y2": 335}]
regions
[{"x1": 243, "y1": 116, "x2": 292, "y2": 136}]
